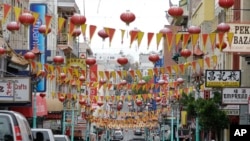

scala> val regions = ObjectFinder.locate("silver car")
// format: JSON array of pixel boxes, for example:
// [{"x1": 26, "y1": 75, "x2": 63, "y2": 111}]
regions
[
  {"x1": 0, "y1": 110, "x2": 33, "y2": 141},
  {"x1": 54, "y1": 135, "x2": 70, "y2": 141}
]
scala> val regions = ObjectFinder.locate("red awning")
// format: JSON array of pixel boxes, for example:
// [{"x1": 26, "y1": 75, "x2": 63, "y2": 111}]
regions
[{"x1": 10, "y1": 95, "x2": 48, "y2": 118}]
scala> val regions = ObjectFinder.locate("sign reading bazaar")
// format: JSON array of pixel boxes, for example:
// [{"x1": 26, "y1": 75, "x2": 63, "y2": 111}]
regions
[
  {"x1": 205, "y1": 70, "x2": 241, "y2": 87},
  {"x1": 224, "y1": 23, "x2": 250, "y2": 53}
]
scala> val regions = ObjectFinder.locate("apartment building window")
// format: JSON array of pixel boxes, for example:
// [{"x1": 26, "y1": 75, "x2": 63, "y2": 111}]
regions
[{"x1": 233, "y1": 0, "x2": 241, "y2": 22}]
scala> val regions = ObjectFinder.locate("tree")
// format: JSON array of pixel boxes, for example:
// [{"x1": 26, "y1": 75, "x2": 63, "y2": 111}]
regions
[{"x1": 180, "y1": 91, "x2": 229, "y2": 140}]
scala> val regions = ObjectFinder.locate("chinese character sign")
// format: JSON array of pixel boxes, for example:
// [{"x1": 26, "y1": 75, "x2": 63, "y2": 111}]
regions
[
  {"x1": 0, "y1": 77, "x2": 31, "y2": 103},
  {"x1": 205, "y1": 70, "x2": 241, "y2": 87},
  {"x1": 222, "y1": 88, "x2": 250, "y2": 104}
]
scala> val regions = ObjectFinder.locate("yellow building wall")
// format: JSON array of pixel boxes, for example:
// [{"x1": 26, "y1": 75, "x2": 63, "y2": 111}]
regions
[{"x1": 191, "y1": 0, "x2": 215, "y2": 26}]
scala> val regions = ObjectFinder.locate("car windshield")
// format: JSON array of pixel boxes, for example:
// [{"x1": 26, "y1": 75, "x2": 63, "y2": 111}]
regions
[
  {"x1": 114, "y1": 132, "x2": 122, "y2": 136},
  {"x1": 0, "y1": 115, "x2": 13, "y2": 141},
  {"x1": 55, "y1": 136, "x2": 66, "y2": 141}
]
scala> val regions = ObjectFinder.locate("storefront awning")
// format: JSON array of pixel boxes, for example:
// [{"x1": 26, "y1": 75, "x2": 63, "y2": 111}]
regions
[
  {"x1": 0, "y1": 37, "x2": 29, "y2": 69},
  {"x1": 10, "y1": 95, "x2": 47, "y2": 118}
]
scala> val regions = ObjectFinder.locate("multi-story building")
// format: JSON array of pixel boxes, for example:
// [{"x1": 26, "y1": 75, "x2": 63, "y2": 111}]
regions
[{"x1": 166, "y1": 0, "x2": 250, "y2": 141}]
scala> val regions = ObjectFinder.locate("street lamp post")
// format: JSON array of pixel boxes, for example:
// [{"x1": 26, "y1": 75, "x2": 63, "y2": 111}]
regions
[
  {"x1": 24, "y1": 50, "x2": 42, "y2": 128},
  {"x1": 191, "y1": 71, "x2": 204, "y2": 141}
]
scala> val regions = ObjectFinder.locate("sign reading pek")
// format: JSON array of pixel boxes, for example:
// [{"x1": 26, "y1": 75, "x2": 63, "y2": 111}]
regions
[
  {"x1": 205, "y1": 70, "x2": 241, "y2": 87},
  {"x1": 222, "y1": 88, "x2": 250, "y2": 104},
  {"x1": 0, "y1": 77, "x2": 31, "y2": 103},
  {"x1": 223, "y1": 23, "x2": 250, "y2": 53}
]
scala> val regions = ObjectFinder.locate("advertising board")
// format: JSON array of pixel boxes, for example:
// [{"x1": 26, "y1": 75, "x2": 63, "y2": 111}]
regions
[
  {"x1": 30, "y1": 3, "x2": 47, "y2": 92},
  {"x1": 205, "y1": 70, "x2": 241, "y2": 87},
  {"x1": 222, "y1": 88, "x2": 250, "y2": 104},
  {"x1": 0, "y1": 77, "x2": 31, "y2": 103}
]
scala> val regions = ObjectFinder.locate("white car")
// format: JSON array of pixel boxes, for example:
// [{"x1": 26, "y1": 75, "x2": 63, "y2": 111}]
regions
[
  {"x1": 54, "y1": 134, "x2": 70, "y2": 141},
  {"x1": 32, "y1": 128, "x2": 55, "y2": 141},
  {"x1": 0, "y1": 110, "x2": 33, "y2": 141}
]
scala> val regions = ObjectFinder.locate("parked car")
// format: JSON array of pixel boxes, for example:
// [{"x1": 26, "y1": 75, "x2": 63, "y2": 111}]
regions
[
  {"x1": 54, "y1": 134, "x2": 70, "y2": 141},
  {"x1": 32, "y1": 128, "x2": 55, "y2": 141},
  {"x1": 128, "y1": 137, "x2": 145, "y2": 141},
  {"x1": 134, "y1": 129, "x2": 143, "y2": 136},
  {"x1": 0, "y1": 110, "x2": 33, "y2": 141},
  {"x1": 111, "y1": 130, "x2": 123, "y2": 141}
]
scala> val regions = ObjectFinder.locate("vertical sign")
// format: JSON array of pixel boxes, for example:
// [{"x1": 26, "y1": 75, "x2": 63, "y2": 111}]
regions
[
  {"x1": 89, "y1": 64, "x2": 98, "y2": 103},
  {"x1": 30, "y1": 4, "x2": 47, "y2": 92}
]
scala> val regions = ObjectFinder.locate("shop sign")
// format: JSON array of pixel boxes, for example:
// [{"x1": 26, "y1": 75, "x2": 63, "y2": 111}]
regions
[
  {"x1": 223, "y1": 23, "x2": 250, "y2": 53},
  {"x1": 222, "y1": 109, "x2": 240, "y2": 115},
  {"x1": 205, "y1": 70, "x2": 241, "y2": 87},
  {"x1": 222, "y1": 105, "x2": 240, "y2": 110},
  {"x1": 0, "y1": 77, "x2": 31, "y2": 103},
  {"x1": 222, "y1": 88, "x2": 250, "y2": 104}
]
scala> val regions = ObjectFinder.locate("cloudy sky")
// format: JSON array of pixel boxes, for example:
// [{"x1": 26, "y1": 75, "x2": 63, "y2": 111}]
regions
[{"x1": 75, "y1": 0, "x2": 179, "y2": 60}]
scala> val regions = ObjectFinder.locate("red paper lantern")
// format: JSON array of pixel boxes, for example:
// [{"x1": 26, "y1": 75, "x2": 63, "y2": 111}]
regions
[
  {"x1": 138, "y1": 80, "x2": 146, "y2": 85},
  {"x1": 37, "y1": 70, "x2": 46, "y2": 77},
  {"x1": 120, "y1": 10, "x2": 136, "y2": 26},
  {"x1": 108, "y1": 102, "x2": 113, "y2": 106},
  {"x1": 136, "y1": 99, "x2": 143, "y2": 106},
  {"x1": 217, "y1": 23, "x2": 230, "y2": 33},
  {"x1": 180, "y1": 49, "x2": 192, "y2": 59},
  {"x1": 19, "y1": 12, "x2": 35, "y2": 26},
  {"x1": 188, "y1": 26, "x2": 201, "y2": 34},
  {"x1": 79, "y1": 75, "x2": 85, "y2": 82},
  {"x1": 216, "y1": 42, "x2": 227, "y2": 50},
  {"x1": 117, "y1": 57, "x2": 128, "y2": 66},
  {"x1": 24, "y1": 51, "x2": 35, "y2": 62},
  {"x1": 0, "y1": 47, "x2": 6, "y2": 56},
  {"x1": 70, "y1": 13, "x2": 86, "y2": 26},
  {"x1": 120, "y1": 80, "x2": 127, "y2": 85},
  {"x1": 53, "y1": 56, "x2": 64, "y2": 65},
  {"x1": 79, "y1": 99, "x2": 86, "y2": 106},
  {"x1": 71, "y1": 28, "x2": 81, "y2": 37},
  {"x1": 59, "y1": 96, "x2": 65, "y2": 102},
  {"x1": 98, "y1": 29, "x2": 109, "y2": 41},
  {"x1": 7, "y1": 21, "x2": 20, "y2": 32},
  {"x1": 117, "y1": 103, "x2": 123, "y2": 111},
  {"x1": 99, "y1": 79, "x2": 106, "y2": 85},
  {"x1": 60, "y1": 73, "x2": 67, "y2": 80},
  {"x1": 219, "y1": 0, "x2": 234, "y2": 9},
  {"x1": 127, "y1": 102, "x2": 132, "y2": 107},
  {"x1": 159, "y1": 27, "x2": 172, "y2": 36},
  {"x1": 86, "y1": 57, "x2": 96, "y2": 66},
  {"x1": 38, "y1": 24, "x2": 51, "y2": 35},
  {"x1": 176, "y1": 77, "x2": 184, "y2": 84},
  {"x1": 129, "y1": 28, "x2": 140, "y2": 40},
  {"x1": 97, "y1": 101, "x2": 104, "y2": 107},
  {"x1": 155, "y1": 97, "x2": 161, "y2": 103},
  {"x1": 40, "y1": 93, "x2": 46, "y2": 98},
  {"x1": 168, "y1": 6, "x2": 184, "y2": 18},
  {"x1": 158, "y1": 79, "x2": 165, "y2": 85},
  {"x1": 148, "y1": 53, "x2": 160, "y2": 64}
]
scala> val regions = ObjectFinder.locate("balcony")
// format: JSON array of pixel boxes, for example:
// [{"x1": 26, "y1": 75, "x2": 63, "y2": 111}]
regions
[
  {"x1": 58, "y1": 0, "x2": 80, "y2": 18},
  {"x1": 57, "y1": 33, "x2": 78, "y2": 58}
]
